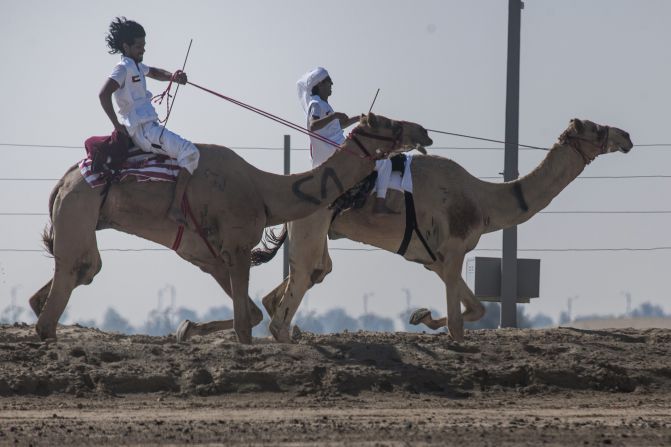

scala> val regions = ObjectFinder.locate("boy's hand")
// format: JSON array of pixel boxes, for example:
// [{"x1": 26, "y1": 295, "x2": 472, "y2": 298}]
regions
[
  {"x1": 173, "y1": 71, "x2": 188, "y2": 85},
  {"x1": 333, "y1": 112, "x2": 349, "y2": 123}
]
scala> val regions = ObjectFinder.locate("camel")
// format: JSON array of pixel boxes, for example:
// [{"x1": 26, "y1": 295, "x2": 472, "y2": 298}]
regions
[
  {"x1": 27, "y1": 113, "x2": 433, "y2": 344},
  {"x1": 217, "y1": 118, "x2": 631, "y2": 343}
]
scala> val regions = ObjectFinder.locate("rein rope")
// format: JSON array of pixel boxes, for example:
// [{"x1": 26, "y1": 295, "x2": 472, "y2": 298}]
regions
[
  {"x1": 426, "y1": 128, "x2": 548, "y2": 151},
  {"x1": 155, "y1": 77, "x2": 407, "y2": 160}
]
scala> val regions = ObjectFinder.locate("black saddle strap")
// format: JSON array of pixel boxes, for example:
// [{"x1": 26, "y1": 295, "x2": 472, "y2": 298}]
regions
[
  {"x1": 397, "y1": 191, "x2": 437, "y2": 262},
  {"x1": 99, "y1": 177, "x2": 113, "y2": 209},
  {"x1": 98, "y1": 170, "x2": 121, "y2": 211}
]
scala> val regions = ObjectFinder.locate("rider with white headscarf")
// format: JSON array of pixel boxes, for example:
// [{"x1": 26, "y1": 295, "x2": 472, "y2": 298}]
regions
[{"x1": 296, "y1": 67, "x2": 395, "y2": 214}]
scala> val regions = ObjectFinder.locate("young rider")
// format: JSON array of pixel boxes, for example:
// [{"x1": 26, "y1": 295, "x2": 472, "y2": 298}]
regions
[
  {"x1": 98, "y1": 17, "x2": 199, "y2": 225},
  {"x1": 296, "y1": 67, "x2": 396, "y2": 214}
]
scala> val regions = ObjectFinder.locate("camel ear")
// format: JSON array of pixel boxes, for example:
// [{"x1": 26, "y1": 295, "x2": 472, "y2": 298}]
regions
[
  {"x1": 367, "y1": 112, "x2": 379, "y2": 129},
  {"x1": 571, "y1": 118, "x2": 584, "y2": 135}
]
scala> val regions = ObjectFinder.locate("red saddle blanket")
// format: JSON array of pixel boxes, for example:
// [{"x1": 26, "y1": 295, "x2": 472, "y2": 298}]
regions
[{"x1": 79, "y1": 146, "x2": 180, "y2": 188}]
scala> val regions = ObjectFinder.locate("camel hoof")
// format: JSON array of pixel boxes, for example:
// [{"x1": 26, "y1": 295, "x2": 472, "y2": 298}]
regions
[
  {"x1": 409, "y1": 308, "x2": 431, "y2": 326},
  {"x1": 175, "y1": 320, "x2": 194, "y2": 343},
  {"x1": 291, "y1": 325, "x2": 303, "y2": 341},
  {"x1": 269, "y1": 320, "x2": 292, "y2": 343},
  {"x1": 449, "y1": 332, "x2": 465, "y2": 343},
  {"x1": 35, "y1": 323, "x2": 56, "y2": 342},
  {"x1": 447, "y1": 321, "x2": 465, "y2": 343}
]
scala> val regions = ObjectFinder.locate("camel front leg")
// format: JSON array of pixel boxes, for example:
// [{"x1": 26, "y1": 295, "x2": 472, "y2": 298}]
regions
[
  {"x1": 229, "y1": 247, "x2": 253, "y2": 344},
  {"x1": 457, "y1": 277, "x2": 485, "y2": 322},
  {"x1": 176, "y1": 263, "x2": 263, "y2": 342},
  {"x1": 269, "y1": 210, "x2": 333, "y2": 343},
  {"x1": 444, "y1": 280, "x2": 464, "y2": 342},
  {"x1": 409, "y1": 255, "x2": 465, "y2": 341},
  {"x1": 410, "y1": 267, "x2": 485, "y2": 333}
]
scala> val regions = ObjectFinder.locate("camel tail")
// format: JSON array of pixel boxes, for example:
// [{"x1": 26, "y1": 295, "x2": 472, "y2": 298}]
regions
[
  {"x1": 251, "y1": 225, "x2": 288, "y2": 266},
  {"x1": 41, "y1": 225, "x2": 54, "y2": 256},
  {"x1": 41, "y1": 174, "x2": 67, "y2": 257}
]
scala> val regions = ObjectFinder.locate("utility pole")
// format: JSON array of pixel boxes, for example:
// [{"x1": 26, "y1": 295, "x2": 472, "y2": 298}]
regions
[
  {"x1": 403, "y1": 288, "x2": 411, "y2": 312},
  {"x1": 567, "y1": 295, "x2": 579, "y2": 322},
  {"x1": 622, "y1": 291, "x2": 632, "y2": 317},
  {"x1": 501, "y1": 0, "x2": 523, "y2": 328},
  {"x1": 363, "y1": 292, "x2": 374, "y2": 316},
  {"x1": 283, "y1": 135, "x2": 291, "y2": 280}
]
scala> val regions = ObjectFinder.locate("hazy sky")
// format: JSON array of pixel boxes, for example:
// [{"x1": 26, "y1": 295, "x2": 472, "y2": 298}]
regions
[{"x1": 1, "y1": 0, "x2": 670, "y2": 328}]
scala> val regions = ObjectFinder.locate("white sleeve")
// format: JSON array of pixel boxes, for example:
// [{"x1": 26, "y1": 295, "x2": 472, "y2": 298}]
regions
[
  {"x1": 139, "y1": 63, "x2": 150, "y2": 76},
  {"x1": 308, "y1": 102, "x2": 322, "y2": 119},
  {"x1": 109, "y1": 64, "x2": 126, "y2": 88}
]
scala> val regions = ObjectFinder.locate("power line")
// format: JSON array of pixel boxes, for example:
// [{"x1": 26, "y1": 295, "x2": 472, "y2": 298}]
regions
[
  {"x1": 2, "y1": 246, "x2": 671, "y2": 253},
  {"x1": 4, "y1": 210, "x2": 671, "y2": 218},
  {"x1": 2, "y1": 142, "x2": 671, "y2": 151},
  {"x1": 4, "y1": 173, "x2": 671, "y2": 182},
  {"x1": 5, "y1": 209, "x2": 671, "y2": 217},
  {"x1": 327, "y1": 246, "x2": 671, "y2": 253}
]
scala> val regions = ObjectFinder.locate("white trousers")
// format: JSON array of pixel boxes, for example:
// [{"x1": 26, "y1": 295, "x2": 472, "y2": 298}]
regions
[
  {"x1": 132, "y1": 121, "x2": 200, "y2": 174},
  {"x1": 375, "y1": 159, "x2": 392, "y2": 198}
]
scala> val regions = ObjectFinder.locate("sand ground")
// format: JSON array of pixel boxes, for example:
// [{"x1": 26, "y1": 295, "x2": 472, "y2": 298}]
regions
[{"x1": 1, "y1": 324, "x2": 670, "y2": 445}]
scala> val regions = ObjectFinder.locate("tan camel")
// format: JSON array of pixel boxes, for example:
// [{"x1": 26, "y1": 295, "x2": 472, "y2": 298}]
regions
[
  {"x1": 27, "y1": 113, "x2": 433, "y2": 344},
  {"x1": 230, "y1": 118, "x2": 632, "y2": 343}
]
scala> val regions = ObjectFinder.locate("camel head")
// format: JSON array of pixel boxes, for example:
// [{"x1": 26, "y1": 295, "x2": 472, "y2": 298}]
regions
[
  {"x1": 559, "y1": 119, "x2": 633, "y2": 163},
  {"x1": 352, "y1": 113, "x2": 433, "y2": 158}
]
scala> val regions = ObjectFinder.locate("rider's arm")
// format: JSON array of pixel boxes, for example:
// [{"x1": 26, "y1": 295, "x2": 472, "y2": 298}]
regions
[
  {"x1": 147, "y1": 67, "x2": 187, "y2": 84},
  {"x1": 98, "y1": 78, "x2": 126, "y2": 135},
  {"x1": 309, "y1": 112, "x2": 348, "y2": 132}
]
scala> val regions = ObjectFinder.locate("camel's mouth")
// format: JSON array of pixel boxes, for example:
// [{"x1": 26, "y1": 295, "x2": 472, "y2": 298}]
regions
[
  {"x1": 415, "y1": 144, "x2": 428, "y2": 154},
  {"x1": 616, "y1": 132, "x2": 633, "y2": 154},
  {"x1": 414, "y1": 132, "x2": 432, "y2": 154}
]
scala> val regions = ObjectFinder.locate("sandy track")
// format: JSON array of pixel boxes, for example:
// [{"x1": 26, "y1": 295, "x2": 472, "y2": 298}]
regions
[{"x1": 1, "y1": 324, "x2": 670, "y2": 445}]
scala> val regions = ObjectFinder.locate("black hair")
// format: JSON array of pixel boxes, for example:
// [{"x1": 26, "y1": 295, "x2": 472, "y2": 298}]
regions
[
  {"x1": 105, "y1": 17, "x2": 146, "y2": 55},
  {"x1": 311, "y1": 76, "x2": 332, "y2": 95}
]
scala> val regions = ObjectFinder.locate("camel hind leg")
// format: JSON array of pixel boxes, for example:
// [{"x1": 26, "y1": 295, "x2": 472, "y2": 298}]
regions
[
  {"x1": 261, "y1": 277, "x2": 288, "y2": 317},
  {"x1": 35, "y1": 201, "x2": 102, "y2": 340},
  {"x1": 28, "y1": 280, "x2": 52, "y2": 317}
]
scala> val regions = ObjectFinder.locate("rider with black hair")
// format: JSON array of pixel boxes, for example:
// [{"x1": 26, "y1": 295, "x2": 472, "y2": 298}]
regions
[{"x1": 99, "y1": 17, "x2": 198, "y2": 225}]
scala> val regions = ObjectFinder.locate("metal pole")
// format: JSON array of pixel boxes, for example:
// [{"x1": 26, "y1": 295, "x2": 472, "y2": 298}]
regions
[
  {"x1": 283, "y1": 135, "x2": 291, "y2": 279},
  {"x1": 501, "y1": 0, "x2": 523, "y2": 328}
]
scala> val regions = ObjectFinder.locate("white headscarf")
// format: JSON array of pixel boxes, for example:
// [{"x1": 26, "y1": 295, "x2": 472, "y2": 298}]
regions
[{"x1": 296, "y1": 67, "x2": 330, "y2": 113}]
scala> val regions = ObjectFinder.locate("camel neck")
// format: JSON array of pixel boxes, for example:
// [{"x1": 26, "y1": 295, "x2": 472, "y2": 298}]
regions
[
  {"x1": 487, "y1": 142, "x2": 587, "y2": 231},
  {"x1": 260, "y1": 140, "x2": 376, "y2": 225}
]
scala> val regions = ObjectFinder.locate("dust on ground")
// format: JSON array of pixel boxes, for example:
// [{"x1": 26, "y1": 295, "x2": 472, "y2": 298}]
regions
[{"x1": 1, "y1": 323, "x2": 670, "y2": 446}]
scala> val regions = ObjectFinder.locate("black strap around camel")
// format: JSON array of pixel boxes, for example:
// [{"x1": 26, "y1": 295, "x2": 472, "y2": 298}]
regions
[{"x1": 397, "y1": 191, "x2": 437, "y2": 262}]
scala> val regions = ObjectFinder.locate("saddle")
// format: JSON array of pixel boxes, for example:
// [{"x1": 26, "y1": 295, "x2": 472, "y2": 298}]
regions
[
  {"x1": 329, "y1": 154, "x2": 407, "y2": 216},
  {"x1": 84, "y1": 130, "x2": 134, "y2": 174}
]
